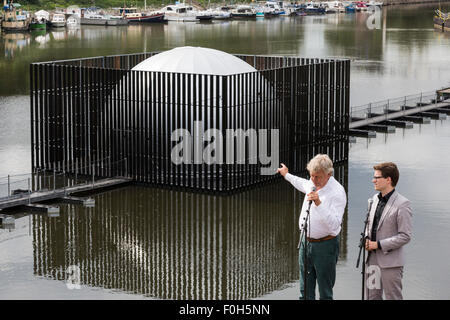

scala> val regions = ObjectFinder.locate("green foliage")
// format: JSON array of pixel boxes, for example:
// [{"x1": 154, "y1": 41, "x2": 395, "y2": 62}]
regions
[{"x1": 9, "y1": 0, "x2": 246, "y2": 11}]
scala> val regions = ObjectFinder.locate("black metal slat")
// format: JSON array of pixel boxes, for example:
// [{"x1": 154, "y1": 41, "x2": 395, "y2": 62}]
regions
[
  {"x1": 222, "y1": 75, "x2": 228, "y2": 192},
  {"x1": 186, "y1": 73, "x2": 191, "y2": 189},
  {"x1": 176, "y1": 72, "x2": 181, "y2": 187}
]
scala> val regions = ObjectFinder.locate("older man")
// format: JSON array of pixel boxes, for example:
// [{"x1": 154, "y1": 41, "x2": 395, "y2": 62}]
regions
[{"x1": 277, "y1": 154, "x2": 347, "y2": 300}]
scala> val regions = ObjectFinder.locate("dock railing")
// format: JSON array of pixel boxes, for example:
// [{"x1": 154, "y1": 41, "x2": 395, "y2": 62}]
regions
[
  {"x1": 350, "y1": 90, "x2": 446, "y2": 121},
  {"x1": 0, "y1": 158, "x2": 128, "y2": 202}
]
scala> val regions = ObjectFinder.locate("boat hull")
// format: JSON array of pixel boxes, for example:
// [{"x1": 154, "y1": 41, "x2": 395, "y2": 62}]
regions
[
  {"x1": 80, "y1": 18, "x2": 107, "y2": 25},
  {"x1": 231, "y1": 13, "x2": 257, "y2": 19},
  {"x1": 126, "y1": 13, "x2": 165, "y2": 23},
  {"x1": 107, "y1": 19, "x2": 129, "y2": 26},
  {"x1": 212, "y1": 14, "x2": 231, "y2": 20},
  {"x1": 1, "y1": 20, "x2": 30, "y2": 32},
  {"x1": 164, "y1": 15, "x2": 198, "y2": 22},
  {"x1": 51, "y1": 22, "x2": 66, "y2": 28},
  {"x1": 30, "y1": 23, "x2": 46, "y2": 30},
  {"x1": 196, "y1": 15, "x2": 214, "y2": 21}
]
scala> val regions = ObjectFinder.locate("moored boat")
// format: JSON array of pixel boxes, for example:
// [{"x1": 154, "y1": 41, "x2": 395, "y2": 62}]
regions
[
  {"x1": 366, "y1": 1, "x2": 383, "y2": 7},
  {"x1": 160, "y1": 3, "x2": 198, "y2": 22},
  {"x1": 66, "y1": 15, "x2": 79, "y2": 28},
  {"x1": 125, "y1": 12, "x2": 164, "y2": 23},
  {"x1": 30, "y1": 19, "x2": 46, "y2": 31},
  {"x1": 50, "y1": 13, "x2": 66, "y2": 28},
  {"x1": 354, "y1": 1, "x2": 369, "y2": 12},
  {"x1": 1, "y1": 1, "x2": 31, "y2": 32},
  {"x1": 345, "y1": 4, "x2": 356, "y2": 13},
  {"x1": 231, "y1": 5, "x2": 257, "y2": 19},
  {"x1": 325, "y1": 1, "x2": 346, "y2": 13},
  {"x1": 117, "y1": 7, "x2": 165, "y2": 23},
  {"x1": 298, "y1": 2, "x2": 326, "y2": 15},
  {"x1": 211, "y1": 10, "x2": 231, "y2": 20},
  {"x1": 196, "y1": 11, "x2": 214, "y2": 21},
  {"x1": 80, "y1": 12, "x2": 107, "y2": 25},
  {"x1": 263, "y1": 1, "x2": 282, "y2": 17},
  {"x1": 34, "y1": 9, "x2": 49, "y2": 22}
]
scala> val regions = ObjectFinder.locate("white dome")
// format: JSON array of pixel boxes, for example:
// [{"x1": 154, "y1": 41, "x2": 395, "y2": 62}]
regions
[{"x1": 132, "y1": 46, "x2": 257, "y2": 76}]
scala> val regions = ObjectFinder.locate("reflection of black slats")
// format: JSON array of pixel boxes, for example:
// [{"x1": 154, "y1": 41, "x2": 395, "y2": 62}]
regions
[{"x1": 32, "y1": 177, "x2": 346, "y2": 298}]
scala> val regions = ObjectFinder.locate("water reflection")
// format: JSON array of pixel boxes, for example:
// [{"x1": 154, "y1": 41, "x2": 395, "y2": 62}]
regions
[
  {"x1": 1, "y1": 5, "x2": 450, "y2": 99},
  {"x1": 4, "y1": 33, "x2": 31, "y2": 59},
  {"x1": 31, "y1": 165, "x2": 348, "y2": 299}
]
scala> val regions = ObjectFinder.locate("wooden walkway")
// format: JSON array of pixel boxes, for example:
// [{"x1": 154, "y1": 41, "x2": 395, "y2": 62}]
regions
[
  {"x1": 0, "y1": 177, "x2": 131, "y2": 210},
  {"x1": 349, "y1": 89, "x2": 450, "y2": 138}
]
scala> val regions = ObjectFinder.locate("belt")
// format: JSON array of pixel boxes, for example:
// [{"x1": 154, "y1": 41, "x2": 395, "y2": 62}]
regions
[{"x1": 307, "y1": 235, "x2": 336, "y2": 242}]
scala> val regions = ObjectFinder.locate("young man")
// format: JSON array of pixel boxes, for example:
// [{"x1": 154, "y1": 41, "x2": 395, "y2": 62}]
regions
[
  {"x1": 365, "y1": 162, "x2": 412, "y2": 300},
  {"x1": 277, "y1": 154, "x2": 347, "y2": 300}
]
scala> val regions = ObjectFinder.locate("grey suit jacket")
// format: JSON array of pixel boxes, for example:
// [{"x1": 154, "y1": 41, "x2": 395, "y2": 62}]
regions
[{"x1": 365, "y1": 190, "x2": 412, "y2": 268}]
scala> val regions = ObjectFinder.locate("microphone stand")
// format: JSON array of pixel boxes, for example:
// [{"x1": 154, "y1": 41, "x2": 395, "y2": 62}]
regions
[
  {"x1": 356, "y1": 199, "x2": 373, "y2": 300},
  {"x1": 302, "y1": 187, "x2": 315, "y2": 300}
]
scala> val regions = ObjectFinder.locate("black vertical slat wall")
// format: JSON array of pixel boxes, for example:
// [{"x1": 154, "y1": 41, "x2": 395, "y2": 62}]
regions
[{"x1": 30, "y1": 53, "x2": 350, "y2": 194}]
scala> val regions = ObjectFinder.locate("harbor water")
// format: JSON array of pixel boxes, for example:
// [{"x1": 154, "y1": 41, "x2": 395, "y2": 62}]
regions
[{"x1": 1, "y1": 3, "x2": 450, "y2": 299}]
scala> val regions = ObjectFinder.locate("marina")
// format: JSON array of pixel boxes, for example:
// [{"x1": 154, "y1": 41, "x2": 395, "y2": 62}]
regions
[
  {"x1": 1, "y1": 0, "x2": 386, "y2": 33},
  {"x1": 1, "y1": 2, "x2": 450, "y2": 300}
]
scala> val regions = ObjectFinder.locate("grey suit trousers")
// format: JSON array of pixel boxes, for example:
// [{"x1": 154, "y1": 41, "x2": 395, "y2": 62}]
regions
[{"x1": 365, "y1": 252, "x2": 404, "y2": 300}]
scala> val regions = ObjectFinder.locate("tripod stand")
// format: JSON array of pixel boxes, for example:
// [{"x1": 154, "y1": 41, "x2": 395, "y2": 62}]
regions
[{"x1": 356, "y1": 198, "x2": 373, "y2": 300}]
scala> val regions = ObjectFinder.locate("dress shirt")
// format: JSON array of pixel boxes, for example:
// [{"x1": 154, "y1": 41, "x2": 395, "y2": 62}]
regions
[
  {"x1": 285, "y1": 173, "x2": 347, "y2": 239},
  {"x1": 370, "y1": 189, "x2": 395, "y2": 245}
]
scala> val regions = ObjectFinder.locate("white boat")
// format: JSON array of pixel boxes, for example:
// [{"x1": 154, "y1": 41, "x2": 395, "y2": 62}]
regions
[
  {"x1": 326, "y1": 1, "x2": 346, "y2": 13},
  {"x1": 367, "y1": 1, "x2": 383, "y2": 7},
  {"x1": 50, "y1": 13, "x2": 66, "y2": 28},
  {"x1": 66, "y1": 5, "x2": 81, "y2": 18},
  {"x1": 160, "y1": 3, "x2": 198, "y2": 22},
  {"x1": 34, "y1": 10, "x2": 50, "y2": 22},
  {"x1": 196, "y1": 10, "x2": 214, "y2": 21},
  {"x1": 208, "y1": 6, "x2": 232, "y2": 20},
  {"x1": 80, "y1": 13, "x2": 108, "y2": 25},
  {"x1": 263, "y1": 1, "x2": 282, "y2": 16},
  {"x1": 66, "y1": 15, "x2": 79, "y2": 28},
  {"x1": 231, "y1": 5, "x2": 257, "y2": 19}
]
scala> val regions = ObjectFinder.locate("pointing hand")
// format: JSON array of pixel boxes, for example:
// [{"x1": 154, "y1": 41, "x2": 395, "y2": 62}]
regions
[{"x1": 277, "y1": 163, "x2": 288, "y2": 177}]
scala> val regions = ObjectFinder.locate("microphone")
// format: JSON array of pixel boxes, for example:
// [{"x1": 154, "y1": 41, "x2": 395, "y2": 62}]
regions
[{"x1": 307, "y1": 186, "x2": 317, "y2": 209}]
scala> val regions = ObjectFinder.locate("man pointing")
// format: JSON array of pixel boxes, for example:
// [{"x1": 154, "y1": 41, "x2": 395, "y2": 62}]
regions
[{"x1": 277, "y1": 154, "x2": 347, "y2": 300}]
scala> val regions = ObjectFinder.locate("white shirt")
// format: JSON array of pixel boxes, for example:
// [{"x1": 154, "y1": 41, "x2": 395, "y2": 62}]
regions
[{"x1": 285, "y1": 173, "x2": 347, "y2": 239}]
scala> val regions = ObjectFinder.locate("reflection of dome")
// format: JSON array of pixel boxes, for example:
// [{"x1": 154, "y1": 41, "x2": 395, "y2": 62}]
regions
[{"x1": 132, "y1": 46, "x2": 257, "y2": 75}]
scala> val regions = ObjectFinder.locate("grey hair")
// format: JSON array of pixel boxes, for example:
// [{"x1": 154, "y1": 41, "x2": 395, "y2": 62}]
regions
[{"x1": 306, "y1": 154, "x2": 334, "y2": 175}]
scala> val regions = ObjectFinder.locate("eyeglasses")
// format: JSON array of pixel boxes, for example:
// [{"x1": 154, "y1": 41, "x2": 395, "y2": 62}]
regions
[{"x1": 373, "y1": 176, "x2": 385, "y2": 180}]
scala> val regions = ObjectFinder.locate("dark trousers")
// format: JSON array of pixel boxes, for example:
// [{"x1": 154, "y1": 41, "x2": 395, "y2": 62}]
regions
[{"x1": 298, "y1": 235, "x2": 339, "y2": 300}]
